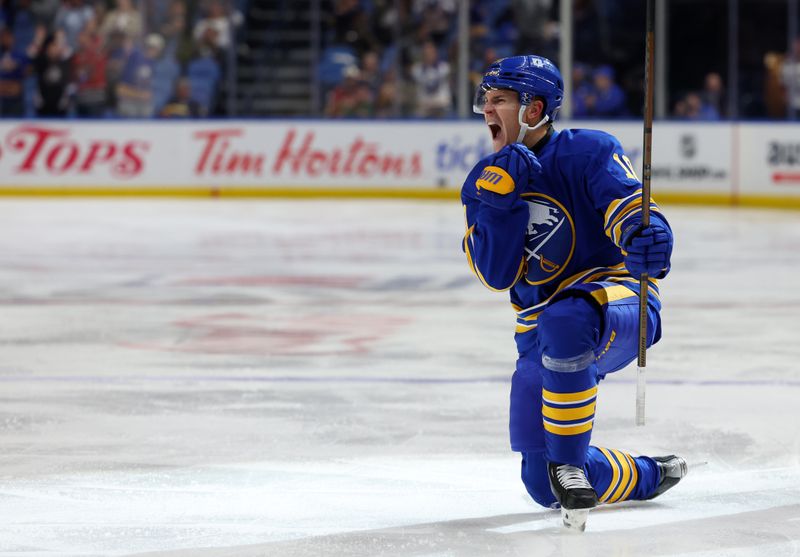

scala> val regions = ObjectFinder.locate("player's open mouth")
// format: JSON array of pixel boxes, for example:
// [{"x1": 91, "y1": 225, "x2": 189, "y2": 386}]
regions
[{"x1": 488, "y1": 123, "x2": 501, "y2": 140}]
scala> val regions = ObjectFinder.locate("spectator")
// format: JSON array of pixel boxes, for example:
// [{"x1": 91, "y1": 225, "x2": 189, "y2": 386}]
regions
[
  {"x1": 590, "y1": 65, "x2": 627, "y2": 118},
  {"x1": 781, "y1": 37, "x2": 800, "y2": 117},
  {"x1": 410, "y1": 40, "x2": 451, "y2": 118},
  {"x1": 158, "y1": 0, "x2": 188, "y2": 60},
  {"x1": 30, "y1": 0, "x2": 61, "y2": 31},
  {"x1": 678, "y1": 91, "x2": 719, "y2": 120},
  {"x1": 0, "y1": 27, "x2": 41, "y2": 117},
  {"x1": 332, "y1": 0, "x2": 377, "y2": 56},
  {"x1": 193, "y1": 0, "x2": 242, "y2": 55},
  {"x1": 350, "y1": 79, "x2": 375, "y2": 117},
  {"x1": 116, "y1": 33, "x2": 162, "y2": 117},
  {"x1": 104, "y1": 29, "x2": 129, "y2": 115},
  {"x1": 10, "y1": 0, "x2": 39, "y2": 56},
  {"x1": 35, "y1": 33, "x2": 72, "y2": 117},
  {"x1": 100, "y1": 0, "x2": 143, "y2": 43},
  {"x1": 359, "y1": 49, "x2": 381, "y2": 93},
  {"x1": 151, "y1": 41, "x2": 180, "y2": 116},
  {"x1": 512, "y1": 0, "x2": 558, "y2": 61},
  {"x1": 413, "y1": 0, "x2": 456, "y2": 47},
  {"x1": 571, "y1": 62, "x2": 594, "y2": 118},
  {"x1": 186, "y1": 48, "x2": 221, "y2": 116},
  {"x1": 159, "y1": 76, "x2": 199, "y2": 118},
  {"x1": 470, "y1": 45, "x2": 497, "y2": 90},
  {"x1": 325, "y1": 66, "x2": 361, "y2": 118},
  {"x1": 374, "y1": 70, "x2": 398, "y2": 118},
  {"x1": 702, "y1": 71, "x2": 725, "y2": 118},
  {"x1": 72, "y1": 26, "x2": 107, "y2": 117},
  {"x1": 53, "y1": 0, "x2": 94, "y2": 53}
]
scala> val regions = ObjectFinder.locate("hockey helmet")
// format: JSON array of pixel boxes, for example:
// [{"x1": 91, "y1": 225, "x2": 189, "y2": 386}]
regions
[{"x1": 474, "y1": 55, "x2": 564, "y2": 129}]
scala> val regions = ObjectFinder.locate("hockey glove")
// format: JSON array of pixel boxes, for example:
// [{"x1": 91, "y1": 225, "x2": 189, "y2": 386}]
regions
[
  {"x1": 473, "y1": 144, "x2": 542, "y2": 211},
  {"x1": 621, "y1": 222, "x2": 673, "y2": 279}
]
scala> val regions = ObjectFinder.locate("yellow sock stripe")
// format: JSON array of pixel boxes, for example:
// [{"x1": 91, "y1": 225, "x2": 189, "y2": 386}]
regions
[
  {"x1": 598, "y1": 447, "x2": 621, "y2": 503},
  {"x1": 607, "y1": 449, "x2": 633, "y2": 503},
  {"x1": 542, "y1": 386, "x2": 597, "y2": 405},
  {"x1": 618, "y1": 452, "x2": 639, "y2": 502},
  {"x1": 542, "y1": 419, "x2": 593, "y2": 436},
  {"x1": 542, "y1": 401, "x2": 596, "y2": 421}
]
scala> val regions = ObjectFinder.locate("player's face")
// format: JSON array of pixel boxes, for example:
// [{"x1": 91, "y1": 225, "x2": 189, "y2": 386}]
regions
[{"x1": 482, "y1": 89, "x2": 521, "y2": 152}]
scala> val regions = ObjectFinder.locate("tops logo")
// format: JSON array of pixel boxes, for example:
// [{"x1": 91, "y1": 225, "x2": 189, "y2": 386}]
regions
[{"x1": 2, "y1": 126, "x2": 150, "y2": 178}]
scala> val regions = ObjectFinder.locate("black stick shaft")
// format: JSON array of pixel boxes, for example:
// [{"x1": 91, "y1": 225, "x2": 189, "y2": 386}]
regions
[
  {"x1": 636, "y1": 0, "x2": 656, "y2": 427},
  {"x1": 638, "y1": 0, "x2": 655, "y2": 369}
]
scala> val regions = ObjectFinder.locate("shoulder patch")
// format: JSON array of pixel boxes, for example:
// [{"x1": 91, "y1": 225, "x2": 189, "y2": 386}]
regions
[{"x1": 476, "y1": 166, "x2": 515, "y2": 194}]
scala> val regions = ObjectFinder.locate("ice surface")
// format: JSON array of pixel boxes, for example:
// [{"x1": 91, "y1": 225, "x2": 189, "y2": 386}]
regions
[{"x1": 0, "y1": 199, "x2": 799, "y2": 556}]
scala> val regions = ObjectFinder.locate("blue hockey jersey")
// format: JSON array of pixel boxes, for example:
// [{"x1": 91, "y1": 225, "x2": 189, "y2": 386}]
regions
[{"x1": 461, "y1": 128, "x2": 668, "y2": 356}]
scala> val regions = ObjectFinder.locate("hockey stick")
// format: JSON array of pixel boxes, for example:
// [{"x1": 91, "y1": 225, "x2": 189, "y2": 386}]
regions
[{"x1": 636, "y1": 0, "x2": 656, "y2": 427}]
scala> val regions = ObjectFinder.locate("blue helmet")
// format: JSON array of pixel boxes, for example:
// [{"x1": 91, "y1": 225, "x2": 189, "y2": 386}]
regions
[{"x1": 474, "y1": 55, "x2": 564, "y2": 124}]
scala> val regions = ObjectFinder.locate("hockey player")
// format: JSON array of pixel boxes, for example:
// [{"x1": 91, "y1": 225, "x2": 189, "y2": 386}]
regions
[{"x1": 462, "y1": 55, "x2": 687, "y2": 529}]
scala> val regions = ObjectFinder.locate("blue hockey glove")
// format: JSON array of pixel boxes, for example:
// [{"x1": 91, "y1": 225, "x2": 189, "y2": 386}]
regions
[
  {"x1": 473, "y1": 144, "x2": 542, "y2": 210},
  {"x1": 621, "y1": 222, "x2": 673, "y2": 279}
]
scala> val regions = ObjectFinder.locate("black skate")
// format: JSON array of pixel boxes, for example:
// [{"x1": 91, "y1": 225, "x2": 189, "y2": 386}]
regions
[
  {"x1": 548, "y1": 462, "x2": 598, "y2": 531},
  {"x1": 647, "y1": 455, "x2": 688, "y2": 500}
]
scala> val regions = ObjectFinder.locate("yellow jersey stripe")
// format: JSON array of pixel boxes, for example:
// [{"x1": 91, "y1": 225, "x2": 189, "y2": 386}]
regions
[
  {"x1": 542, "y1": 419, "x2": 593, "y2": 436},
  {"x1": 610, "y1": 204, "x2": 663, "y2": 246},
  {"x1": 605, "y1": 197, "x2": 641, "y2": 233},
  {"x1": 598, "y1": 447, "x2": 621, "y2": 503},
  {"x1": 590, "y1": 284, "x2": 638, "y2": 305},
  {"x1": 608, "y1": 449, "x2": 633, "y2": 503},
  {"x1": 520, "y1": 311, "x2": 543, "y2": 322},
  {"x1": 603, "y1": 189, "x2": 642, "y2": 226},
  {"x1": 542, "y1": 386, "x2": 598, "y2": 405},
  {"x1": 542, "y1": 402, "x2": 596, "y2": 421},
  {"x1": 515, "y1": 323, "x2": 537, "y2": 333},
  {"x1": 611, "y1": 207, "x2": 642, "y2": 245}
]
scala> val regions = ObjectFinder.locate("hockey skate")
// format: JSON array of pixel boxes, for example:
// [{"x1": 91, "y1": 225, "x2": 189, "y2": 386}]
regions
[
  {"x1": 548, "y1": 462, "x2": 598, "y2": 531},
  {"x1": 647, "y1": 455, "x2": 688, "y2": 500}
]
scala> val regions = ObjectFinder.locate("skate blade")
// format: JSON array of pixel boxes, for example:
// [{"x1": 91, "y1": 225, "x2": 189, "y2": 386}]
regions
[{"x1": 561, "y1": 507, "x2": 590, "y2": 532}]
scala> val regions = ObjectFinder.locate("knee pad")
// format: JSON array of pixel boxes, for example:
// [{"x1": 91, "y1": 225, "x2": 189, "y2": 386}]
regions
[
  {"x1": 521, "y1": 451, "x2": 557, "y2": 508},
  {"x1": 537, "y1": 295, "x2": 602, "y2": 372}
]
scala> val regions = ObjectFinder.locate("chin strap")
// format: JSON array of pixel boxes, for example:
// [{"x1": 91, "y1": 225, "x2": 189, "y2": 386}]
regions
[{"x1": 515, "y1": 105, "x2": 550, "y2": 143}]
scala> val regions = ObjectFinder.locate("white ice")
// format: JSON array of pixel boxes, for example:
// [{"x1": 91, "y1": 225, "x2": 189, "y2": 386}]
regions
[{"x1": 0, "y1": 199, "x2": 799, "y2": 556}]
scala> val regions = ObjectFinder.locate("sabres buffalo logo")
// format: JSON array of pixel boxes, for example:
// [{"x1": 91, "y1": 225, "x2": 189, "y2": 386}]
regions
[{"x1": 522, "y1": 193, "x2": 575, "y2": 285}]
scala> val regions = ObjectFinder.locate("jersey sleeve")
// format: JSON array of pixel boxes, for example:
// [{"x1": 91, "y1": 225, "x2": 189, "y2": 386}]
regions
[
  {"x1": 585, "y1": 134, "x2": 670, "y2": 247},
  {"x1": 460, "y1": 163, "x2": 528, "y2": 292}
]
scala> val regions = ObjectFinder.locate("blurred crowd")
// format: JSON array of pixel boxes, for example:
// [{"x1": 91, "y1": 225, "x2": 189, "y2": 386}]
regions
[
  {"x1": 320, "y1": 0, "x2": 643, "y2": 119},
  {"x1": 319, "y1": 0, "x2": 800, "y2": 122},
  {"x1": 3, "y1": 0, "x2": 800, "y2": 121},
  {"x1": 0, "y1": 0, "x2": 241, "y2": 118}
]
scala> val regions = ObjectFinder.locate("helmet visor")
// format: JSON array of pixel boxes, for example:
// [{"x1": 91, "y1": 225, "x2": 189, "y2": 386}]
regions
[
  {"x1": 473, "y1": 84, "x2": 526, "y2": 114},
  {"x1": 472, "y1": 84, "x2": 490, "y2": 114}
]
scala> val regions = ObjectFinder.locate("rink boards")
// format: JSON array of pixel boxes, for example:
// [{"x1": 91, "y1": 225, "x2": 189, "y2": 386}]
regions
[{"x1": 0, "y1": 120, "x2": 798, "y2": 207}]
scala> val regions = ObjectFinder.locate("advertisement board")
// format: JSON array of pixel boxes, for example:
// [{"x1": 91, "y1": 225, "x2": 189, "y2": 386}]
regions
[
  {"x1": 0, "y1": 119, "x2": 797, "y2": 204},
  {"x1": 738, "y1": 123, "x2": 800, "y2": 196}
]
